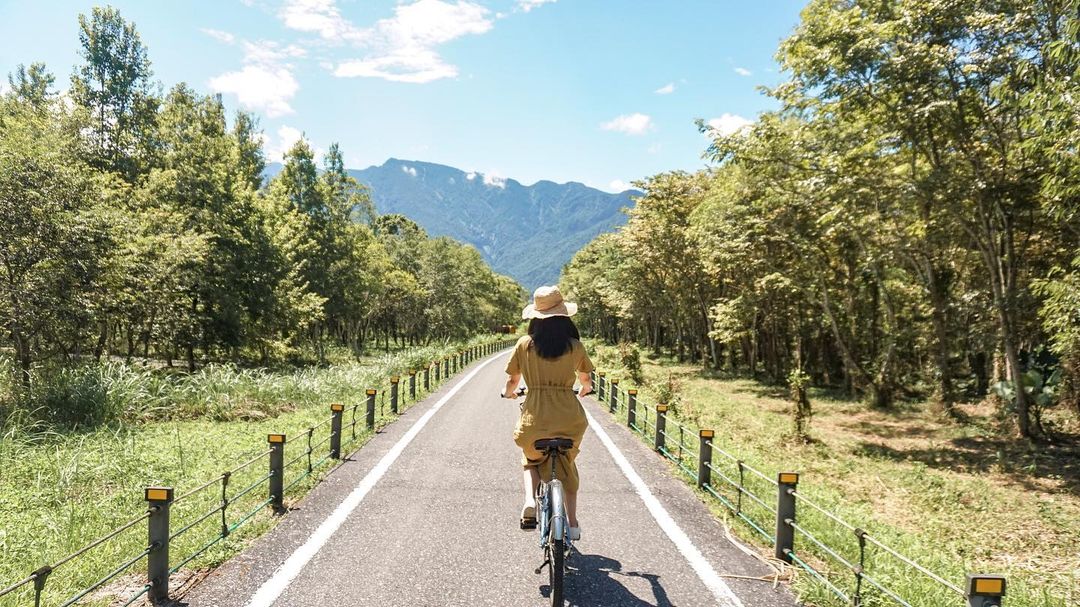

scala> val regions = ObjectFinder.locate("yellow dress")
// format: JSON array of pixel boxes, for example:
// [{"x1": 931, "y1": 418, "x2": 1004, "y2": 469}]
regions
[{"x1": 505, "y1": 335, "x2": 595, "y2": 493}]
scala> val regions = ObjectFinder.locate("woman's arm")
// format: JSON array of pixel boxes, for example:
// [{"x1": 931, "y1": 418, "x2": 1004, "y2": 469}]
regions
[
  {"x1": 504, "y1": 373, "x2": 522, "y2": 399},
  {"x1": 576, "y1": 372, "x2": 593, "y2": 397}
]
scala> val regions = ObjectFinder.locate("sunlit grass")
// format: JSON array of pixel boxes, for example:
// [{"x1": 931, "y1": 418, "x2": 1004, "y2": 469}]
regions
[
  {"x1": 0, "y1": 336, "x2": 505, "y2": 606},
  {"x1": 586, "y1": 340, "x2": 1079, "y2": 607}
]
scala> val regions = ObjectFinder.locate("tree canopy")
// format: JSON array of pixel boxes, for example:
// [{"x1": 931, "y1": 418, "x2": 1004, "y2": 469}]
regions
[
  {"x1": 0, "y1": 7, "x2": 523, "y2": 395},
  {"x1": 563, "y1": 0, "x2": 1079, "y2": 440}
]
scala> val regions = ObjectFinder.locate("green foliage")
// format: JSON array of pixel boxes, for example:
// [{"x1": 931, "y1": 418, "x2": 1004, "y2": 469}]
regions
[
  {"x1": 618, "y1": 342, "x2": 644, "y2": 385},
  {"x1": 564, "y1": 0, "x2": 1080, "y2": 439},
  {"x1": 0, "y1": 7, "x2": 525, "y2": 404}
]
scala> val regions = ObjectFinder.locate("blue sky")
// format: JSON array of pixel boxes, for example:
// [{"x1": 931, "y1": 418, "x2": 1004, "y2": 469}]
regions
[{"x1": 0, "y1": 0, "x2": 806, "y2": 192}]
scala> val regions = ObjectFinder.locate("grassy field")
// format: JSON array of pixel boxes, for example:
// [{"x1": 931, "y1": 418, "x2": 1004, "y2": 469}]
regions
[
  {"x1": 586, "y1": 341, "x2": 1079, "y2": 607},
  {"x1": 0, "y1": 337, "x2": 505, "y2": 607}
]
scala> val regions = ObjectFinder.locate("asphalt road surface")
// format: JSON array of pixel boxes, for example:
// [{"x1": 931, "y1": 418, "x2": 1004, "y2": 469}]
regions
[{"x1": 184, "y1": 350, "x2": 798, "y2": 607}]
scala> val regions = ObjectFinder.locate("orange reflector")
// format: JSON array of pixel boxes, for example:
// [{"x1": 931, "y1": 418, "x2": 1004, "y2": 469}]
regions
[
  {"x1": 970, "y1": 576, "x2": 1006, "y2": 596},
  {"x1": 366, "y1": 389, "x2": 377, "y2": 396},
  {"x1": 778, "y1": 472, "x2": 799, "y2": 485},
  {"x1": 268, "y1": 434, "x2": 286, "y2": 444},
  {"x1": 656, "y1": 405, "x2": 669, "y2": 412},
  {"x1": 330, "y1": 403, "x2": 344, "y2": 412},
  {"x1": 627, "y1": 389, "x2": 638, "y2": 395},
  {"x1": 700, "y1": 429, "x2": 715, "y2": 438},
  {"x1": 145, "y1": 487, "x2": 172, "y2": 502}
]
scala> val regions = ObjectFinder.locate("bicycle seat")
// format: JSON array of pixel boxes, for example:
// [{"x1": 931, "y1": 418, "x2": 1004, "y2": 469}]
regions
[{"x1": 534, "y1": 438, "x2": 574, "y2": 452}]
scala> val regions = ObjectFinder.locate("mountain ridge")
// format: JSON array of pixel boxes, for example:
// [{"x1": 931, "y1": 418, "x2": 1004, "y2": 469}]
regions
[
  {"x1": 266, "y1": 159, "x2": 635, "y2": 290},
  {"x1": 352, "y1": 158, "x2": 636, "y2": 290}
]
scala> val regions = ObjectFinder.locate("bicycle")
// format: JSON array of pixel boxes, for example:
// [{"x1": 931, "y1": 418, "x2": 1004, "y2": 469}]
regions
[{"x1": 502, "y1": 387, "x2": 576, "y2": 606}]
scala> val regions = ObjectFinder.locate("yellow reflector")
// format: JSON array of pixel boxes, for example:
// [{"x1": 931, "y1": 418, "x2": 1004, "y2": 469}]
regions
[
  {"x1": 656, "y1": 405, "x2": 669, "y2": 412},
  {"x1": 700, "y1": 430, "x2": 715, "y2": 438},
  {"x1": 598, "y1": 371, "x2": 606, "y2": 376},
  {"x1": 409, "y1": 370, "x2": 416, "y2": 375},
  {"x1": 778, "y1": 472, "x2": 799, "y2": 485},
  {"x1": 973, "y1": 578, "x2": 1005, "y2": 595},
  {"x1": 611, "y1": 379, "x2": 619, "y2": 384},
  {"x1": 366, "y1": 389, "x2": 377, "y2": 396},
  {"x1": 627, "y1": 389, "x2": 638, "y2": 395},
  {"x1": 145, "y1": 488, "x2": 171, "y2": 502},
  {"x1": 330, "y1": 403, "x2": 344, "y2": 412},
  {"x1": 268, "y1": 434, "x2": 285, "y2": 443},
  {"x1": 391, "y1": 376, "x2": 399, "y2": 383}
]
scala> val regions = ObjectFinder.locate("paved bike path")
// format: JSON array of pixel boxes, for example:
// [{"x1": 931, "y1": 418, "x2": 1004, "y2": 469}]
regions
[{"x1": 185, "y1": 351, "x2": 797, "y2": 607}]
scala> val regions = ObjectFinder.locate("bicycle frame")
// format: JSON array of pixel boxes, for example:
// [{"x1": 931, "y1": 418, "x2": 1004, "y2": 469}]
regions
[{"x1": 536, "y1": 448, "x2": 572, "y2": 552}]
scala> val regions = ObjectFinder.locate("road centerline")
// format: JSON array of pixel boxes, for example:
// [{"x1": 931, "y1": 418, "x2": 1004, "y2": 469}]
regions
[{"x1": 242, "y1": 352, "x2": 506, "y2": 607}]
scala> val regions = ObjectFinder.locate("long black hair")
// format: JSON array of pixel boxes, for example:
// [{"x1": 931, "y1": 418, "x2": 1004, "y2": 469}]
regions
[{"x1": 528, "y1": 316, "x2": 581, "y2": 359}]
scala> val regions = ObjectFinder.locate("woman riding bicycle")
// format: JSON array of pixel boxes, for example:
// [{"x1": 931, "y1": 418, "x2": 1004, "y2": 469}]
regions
[{"x1": 503, "y1": 286, "x2": 594, "y2": 541}]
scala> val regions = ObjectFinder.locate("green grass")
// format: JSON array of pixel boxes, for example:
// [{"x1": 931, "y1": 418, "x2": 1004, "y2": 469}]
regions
[
  {"x1": 0, "y1": 336, "x2": 509, "y2": 607},
  {"x1": 586, "y1": 341, "x2": 1080, "y2": 607}
]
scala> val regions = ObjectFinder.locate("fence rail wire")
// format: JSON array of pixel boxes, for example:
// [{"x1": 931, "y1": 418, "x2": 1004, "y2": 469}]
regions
[
  {"x1": 2, "y1": 337, "x2": 513, "y2": 607},
  {"x1": 600, "y1": 371, "x2": 973, "y2": 607}
]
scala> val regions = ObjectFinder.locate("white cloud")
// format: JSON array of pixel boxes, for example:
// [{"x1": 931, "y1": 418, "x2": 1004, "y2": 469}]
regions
[
  {"x1": 402, "y1": 165, "x2": 418, "y2": 177},
  {"x1": 608, "y1": 180, "x2": 630, "y2": 192},
  {"x1": 209, "y1": 36, "x2": 307, "y2": 118},
  {"x1": 465, "y1": 171, "x2": 477, "y2": 181},
  {"x1": 264, "y1": 125, "x2": 304, "y2": 163},
  {"x1": 706, "y1": 113, "x2": 753, "y2": 136},
  {"x1": 517, "y1": 0, "x2": 556, "y2": 12},
  {"x1": 734, "y1": 67, "x2": 752, "y2": 77},
  {"x1": 241, "y1": 40, "x2": 307, "y2": 64},
  {"x1": 483, "y1": 172, "x2": 506, "y2": 188},
  {"x1": 600, "y1": 113, "x2": 653, "y2": 136},
  {"x1": 201, "y1": 28, "x2": 236, "y2": 44},
  {"x1": 280, "y1": 0, "x2": 492, "y2": 84},
  {"x1": 335, "y1": 48, "x2": 457, "y2": 83},
  {"x1": 654, "y1": 82, "x2": 675, "y2": 95},
  {"x1": 209, "y1": 65, "x2": 298, "y2": 117},
  {"x1": 279, "y1": 0, "x2": 364, "y2": 43}
]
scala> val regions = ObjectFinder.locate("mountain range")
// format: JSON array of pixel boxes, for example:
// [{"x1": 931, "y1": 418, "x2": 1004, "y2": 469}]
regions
[{"x1": 267, "y1": 159, "x2": 636, "y2": 290}]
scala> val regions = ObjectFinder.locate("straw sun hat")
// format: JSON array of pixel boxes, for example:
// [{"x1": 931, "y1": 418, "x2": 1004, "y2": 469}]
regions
[{"x1": 522, "y1": 285, "x2": 578, "y2": 320}]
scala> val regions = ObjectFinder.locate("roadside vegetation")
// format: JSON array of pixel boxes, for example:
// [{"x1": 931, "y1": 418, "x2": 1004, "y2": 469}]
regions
[
  {"x1": 0, "y1": 5, "x2": 523, "y2": 418},
  {"x1": 587, "y1": 341, "x2": 1079, "y2": 606},
  {"x1": 0, "y1": 6, "x2": 524, "y2": 605},
  {"x1": 564, "y1": 4, "x2": 1078, "y2": 601},
  {"x1": 0, "y1": 336, "x2": 501, "y2": 607}
]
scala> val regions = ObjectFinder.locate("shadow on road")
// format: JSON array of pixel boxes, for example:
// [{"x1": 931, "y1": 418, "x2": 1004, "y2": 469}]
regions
[{"x1": 540, "y1": 552, "x2": 673, "y2": 607}]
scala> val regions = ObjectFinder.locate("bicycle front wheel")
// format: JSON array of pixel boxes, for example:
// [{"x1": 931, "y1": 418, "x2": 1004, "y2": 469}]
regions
[{"x1": 548, "y1": 539, "x2": 564, "y2": 606}]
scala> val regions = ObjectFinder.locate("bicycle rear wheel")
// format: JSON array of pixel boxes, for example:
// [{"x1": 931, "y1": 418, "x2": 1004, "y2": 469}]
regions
[{"x1": 548, "y1": 539, "x2": 564, "y2": 606}]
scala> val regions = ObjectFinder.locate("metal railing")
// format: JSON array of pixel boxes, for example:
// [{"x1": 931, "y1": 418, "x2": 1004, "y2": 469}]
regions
[
  {"x1": 589, "y1": 370, "x2": 1007, "y2": 607},
  {"x1": 0, "y1": 338, "x2": 515, "y2": 607}
]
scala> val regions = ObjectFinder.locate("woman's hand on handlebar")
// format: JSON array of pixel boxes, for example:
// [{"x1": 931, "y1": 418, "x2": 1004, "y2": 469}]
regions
[{"x1": 576, "y1": 372, "x2": 593, "y2": 397}]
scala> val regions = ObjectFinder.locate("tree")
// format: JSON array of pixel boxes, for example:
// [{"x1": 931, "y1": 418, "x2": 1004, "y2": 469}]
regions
[
  {"x1": 70, "y1": 5, "x2": 158, "y2": 182},
  {"x1": 0, "y1": 96, "x2": 106, "y2": 386},
  {"x1": 7, "y1": 62, "x2": 55, "y2": 110}
]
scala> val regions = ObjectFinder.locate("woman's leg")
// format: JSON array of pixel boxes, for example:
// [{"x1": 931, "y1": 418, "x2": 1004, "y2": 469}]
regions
[
  {"x1": 566, "y1": 490, "x2": 577, "y2": 527},
  {"x1": 523, "y1": 466, "x2": 540, "y2": 507}
]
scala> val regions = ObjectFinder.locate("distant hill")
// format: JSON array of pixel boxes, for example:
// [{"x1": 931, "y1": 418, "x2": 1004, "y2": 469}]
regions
[{"x1": 265, "y1": 159, "x2": 635, "y2": 290}]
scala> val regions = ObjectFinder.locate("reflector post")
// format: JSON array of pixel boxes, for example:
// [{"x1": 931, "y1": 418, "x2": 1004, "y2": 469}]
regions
[
  {"x1": 778, "y1": 472, "x2": 799, "y2": 485},
  {"x1": 968, "y1": 574, "x2": 1006, "y2": 596},
  {"x1": 145, "y1": 487, "x2": 172, "y2": 502}
]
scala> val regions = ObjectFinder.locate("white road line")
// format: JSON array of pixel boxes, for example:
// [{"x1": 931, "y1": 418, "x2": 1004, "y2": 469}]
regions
[
  {"x1": 583, "y1": 407, "x2": 747, "y2": 607},
  {"x1": 243, "y1": 353, "x2": 506, "y2": 607}
]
